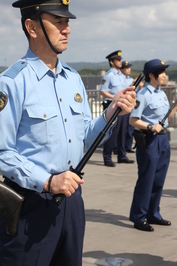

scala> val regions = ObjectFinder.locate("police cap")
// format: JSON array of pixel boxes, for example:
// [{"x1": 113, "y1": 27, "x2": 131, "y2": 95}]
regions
[
  {"x1": 121, "y1": 61, "x2": 132, "y2": 69},
  {"x1": 143, "y1": 59, "x2": 169, "y2": 75},
  {"x1": 12, "y1": 0, "x2": 76, "y2": 19},
  {"x1": 106, "y1": 50, "x2": 122, "y2": 60}
]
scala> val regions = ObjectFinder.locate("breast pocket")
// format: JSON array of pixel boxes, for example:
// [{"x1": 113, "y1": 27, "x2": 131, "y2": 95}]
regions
[
  {"x1": 70, "y1": 104, "x2": 85, "y2": 141},
  {"x1": 149, "y1": 101, "x2": 169, "y2": 117},
  {"x1": 26, "y1": 105, "x2": 58, "y2": 145}
]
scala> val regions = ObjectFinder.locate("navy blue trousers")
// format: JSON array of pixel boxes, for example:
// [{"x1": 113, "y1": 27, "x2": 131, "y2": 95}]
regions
[
  {"x1": 103, "y1": 115, "x2": 128, "y2": 162},
  {"x1": 129, "y1": 133, "x2": 170, "y2": 223},
  {"x1": 0, "y1": 186, "x2": 85, "y2": 266},
  {"x1": 125, "y1": 114, "x2": 134, "y2": 151}
]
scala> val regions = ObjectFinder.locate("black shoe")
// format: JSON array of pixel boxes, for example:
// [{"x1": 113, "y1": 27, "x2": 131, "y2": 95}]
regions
[
  {"x1": 113, "y1": 150, "x2": 118, "y2": 155},
  {"x1": 126, "y1": 149, "x2": 135, "y2": 153},
  {"x1": 148, "y1": 218, "x2": 171, "y2": 226},
  {"x1": 118, "y1": 158, "x2": 135, "y2": 164},
  {"x1": 104, "y1": 161, "x2": 116, "y2": 167},
  {"x1": 134, "y1": 220, "x2": 154, "y2": 232}
]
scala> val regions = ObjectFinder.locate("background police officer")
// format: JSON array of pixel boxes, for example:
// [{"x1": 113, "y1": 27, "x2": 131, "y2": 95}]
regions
[
  {"x1": 0, "y1": 1, "x2": 136, "y2": 265},
  {"x1": 129, "y1": 59, "x2": 177, "y2": 232},
  {"x1": 100, "y1": 51, "x2": 135, "y2": 166}
]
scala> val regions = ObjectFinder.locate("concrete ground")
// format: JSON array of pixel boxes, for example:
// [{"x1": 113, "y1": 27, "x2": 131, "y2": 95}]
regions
[{"x1": 82, "y1": 141, "x2": 177, "y2": 266}]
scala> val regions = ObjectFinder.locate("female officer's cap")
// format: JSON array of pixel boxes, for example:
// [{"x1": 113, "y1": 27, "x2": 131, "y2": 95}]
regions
[
  {"x1": 12, "y1": 0, "x2": 76, "y2": 19},
  {"x1": 143, "y1": 59, "x2": 169, "y2": 75}
]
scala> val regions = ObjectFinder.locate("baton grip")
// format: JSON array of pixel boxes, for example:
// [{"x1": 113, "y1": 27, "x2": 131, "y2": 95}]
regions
[
  {"x1": 55, "y1": 193, "x2": 65, "y2": 205},
  {"x1": 54, "y1": 167, "x2": 84, "y2": 205}
]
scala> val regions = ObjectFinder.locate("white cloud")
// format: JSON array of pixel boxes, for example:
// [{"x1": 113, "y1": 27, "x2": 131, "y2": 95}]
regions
[{"x1": 0, "y1": 0, "x2": 177, "y2": 66}]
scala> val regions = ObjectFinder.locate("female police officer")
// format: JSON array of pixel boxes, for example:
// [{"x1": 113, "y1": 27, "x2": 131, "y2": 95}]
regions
[
  {"x1": 0, "y1": 0, "x2": 136, "y2": 265},
  {"x1": 129, "y1": 59, "x2": 177, "y2": 232}
]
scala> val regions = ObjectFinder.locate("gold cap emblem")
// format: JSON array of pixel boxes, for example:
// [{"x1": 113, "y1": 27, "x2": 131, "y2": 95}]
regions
[
  {"x1": 74, "y1": 93, "x2": 83, "y2": 103},
  {"x1": 117, "y1": 51, "x2": 121, "y2": 57},
  {"x1": 125, "y1": 61, "x2": 128, "y2": 66},
  {"x1": 161, "y1": 60, "x2": 165, "y2": 65},
  {"x1": 62, "y1": 0, "x2": 70, "y2": 5}
]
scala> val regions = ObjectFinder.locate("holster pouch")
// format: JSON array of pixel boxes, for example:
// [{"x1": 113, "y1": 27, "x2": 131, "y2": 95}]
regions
[
  {"x1": 133, "y1": 129, "x2": 147, "y2": 154},
  {"x1": 0, "y1": 181, "x2": 24, "y2": 235}
]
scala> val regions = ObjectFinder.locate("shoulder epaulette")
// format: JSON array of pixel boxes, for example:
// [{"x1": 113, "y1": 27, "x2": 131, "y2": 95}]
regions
[
  {"x1": 61, "y1": 62, "x2": 78, "y2": 74},
  {"x1": 2, "y1": 60, "x2": 27, "y2": 79}
]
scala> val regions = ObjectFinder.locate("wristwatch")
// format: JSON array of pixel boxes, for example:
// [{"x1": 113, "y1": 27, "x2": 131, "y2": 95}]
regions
[
  {"x1": 147, "y1": 124, "x2": 153, "y2": 132},
  {"x1": 102, "y1": 109, "x2": 108, "y2": 122},
  {"x1": 102, "y1": 109, "x2": 117, "y2": 124}
]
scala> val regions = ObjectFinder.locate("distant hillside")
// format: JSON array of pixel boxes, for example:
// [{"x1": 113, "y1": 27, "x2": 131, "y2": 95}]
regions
[
  {"x1": 66, "y1": 60, "x2": 177, "y2": 72},
  {"x1": 66, "y1": 60, "x2": 177, "y2": 82}
]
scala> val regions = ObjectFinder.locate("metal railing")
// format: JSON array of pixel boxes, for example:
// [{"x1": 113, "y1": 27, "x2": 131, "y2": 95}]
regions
[{"x1": 86, "y1": 85, "x2": 177, "y2": 128}]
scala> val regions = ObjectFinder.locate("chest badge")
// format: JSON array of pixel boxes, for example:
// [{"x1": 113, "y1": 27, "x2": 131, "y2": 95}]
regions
[
  {"x1": 0, "y1": 92, "x2": 8, "y2": 112},
  {"x1": 74, "y1": 93, "x2": 83, "y2": 103}
]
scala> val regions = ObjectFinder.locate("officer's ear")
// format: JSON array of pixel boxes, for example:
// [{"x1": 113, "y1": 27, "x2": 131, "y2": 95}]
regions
[
  {"x1": 25, "y1": 19, "x2": 38, "y2": 39},
  {"x1": 149, "y1": 73, "x2": 154, "y2": 80},
  {"x1": 109, "y1": 59, "x2": 114, "y2": 67}
]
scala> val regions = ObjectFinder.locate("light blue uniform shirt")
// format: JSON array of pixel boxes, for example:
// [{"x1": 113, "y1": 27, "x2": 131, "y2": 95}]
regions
[
  {"x1": 100, "y1": 68, "x2": 126, "y2": 100},
  {"x1": 0, "y1": 49, "x2": 109, "y2": 192},
  {"x1": 122, "y1": 74, "x2": 134, "y2": 87},
  {"x1": 130, "y1": 82, "x2": 170, "y2": 127}
]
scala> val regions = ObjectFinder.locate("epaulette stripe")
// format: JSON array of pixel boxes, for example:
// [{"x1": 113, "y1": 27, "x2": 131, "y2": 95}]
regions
[{"x1": 3, "y1": 61, "x2": 27, "y2": 79}]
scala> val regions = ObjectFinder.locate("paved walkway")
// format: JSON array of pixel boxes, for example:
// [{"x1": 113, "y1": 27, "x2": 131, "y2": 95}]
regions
[{"x1": 82, "y1": 141, "x2": 177, "y2": 266}]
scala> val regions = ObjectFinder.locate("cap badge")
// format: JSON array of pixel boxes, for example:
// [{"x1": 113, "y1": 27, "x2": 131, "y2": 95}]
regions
[
  {"x1": 62, "y1": 0, "x2": 70, "y2": 5},
  {"x1": 161, "y1": 60, "x2": 165, "y2": 65},
  {"x1": 74, "y1": 93, "x2": 83, "y2": 103},
  {"x1": 125, "y1": 61, "x2": 128, "y2": 66},
  {"x1": 0, "y1": 92, "x2": 8, "y2": 112},
  {"x1": 117, "y1": 51, "x2": 121, "y2": 57}
]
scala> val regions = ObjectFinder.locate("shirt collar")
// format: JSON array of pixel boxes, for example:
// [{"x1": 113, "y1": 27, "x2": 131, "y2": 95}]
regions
[
  {"x1": 111, "y1": 67, "x2": 122, "y2": 75},
  {"x1": 145, "y1": 82, "x2": 161, "y2": 93},
  {"x1": 23, "y1": 48, "x2": 66, "y2": 80}
]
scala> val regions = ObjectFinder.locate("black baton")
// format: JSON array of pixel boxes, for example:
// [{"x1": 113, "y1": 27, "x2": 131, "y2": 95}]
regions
[
  {"x1": 153, "y1": 99, "x2": 177, "y2": 135},
  {"x1": 55, "y1": 73, "x2": 144, "y2": 205},
  {"x1": 159, "y1": 99, "x2": 177, "y2": 127}
]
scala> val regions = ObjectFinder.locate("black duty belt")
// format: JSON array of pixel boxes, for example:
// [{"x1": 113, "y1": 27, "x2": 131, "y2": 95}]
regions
[
  {"x1": 4, "y1": 178, "x2": 27, "y2": 196},
  {"x1": 142, "y1": 128, "x2": 167, "y2": 135}
]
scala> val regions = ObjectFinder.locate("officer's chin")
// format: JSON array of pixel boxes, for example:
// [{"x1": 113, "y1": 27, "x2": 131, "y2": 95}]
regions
[{"x1": 57, "y1": 46, "x2": 68, "y2": 54}]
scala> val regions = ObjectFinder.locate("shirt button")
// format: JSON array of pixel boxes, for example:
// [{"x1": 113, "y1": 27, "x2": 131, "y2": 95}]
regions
[
  {"x1": 65, "y1": 119, "x2": 67, "y2": 122},
  {"x1": 60, "y1": 98, "x2": 62, "y2": 102},
  {"x1": 33, "y1": 185, "x2": 37, "y2": 189},
  {"x1": 11, "y1": 176, "x2": 14, "y2": 181},
  {"x1": 68, "y1": 160, "x2": 71, "y2": 164},
  {"x1": 44, "y1": 114, "x2": 47, "y2": 118},
  {"x1": 69, "y1": 139, "x2": 71, "y2": 143}
]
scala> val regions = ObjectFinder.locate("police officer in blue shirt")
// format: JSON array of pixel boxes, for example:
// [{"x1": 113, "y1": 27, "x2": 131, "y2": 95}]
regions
[
  {"x1": 129, "y1": 59, "x2": 177, "y2": 232},
  {"x1": 0, "y1": 1, "x2": 136, "y2": 265},
  {"x1": 121, "y1": 61, "x2": 144, "y2": 153},
  {"x1": 100, "y1": 51, "x2": 135, "y2": 166},
  {"x1": 120, "y1": 61, "x2": 135, "y2": 153}
]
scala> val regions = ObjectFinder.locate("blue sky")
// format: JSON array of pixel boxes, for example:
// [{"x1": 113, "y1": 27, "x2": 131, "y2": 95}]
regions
[{"x1": 0, "y1": 0, "x2": 177, "y2": 67}]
